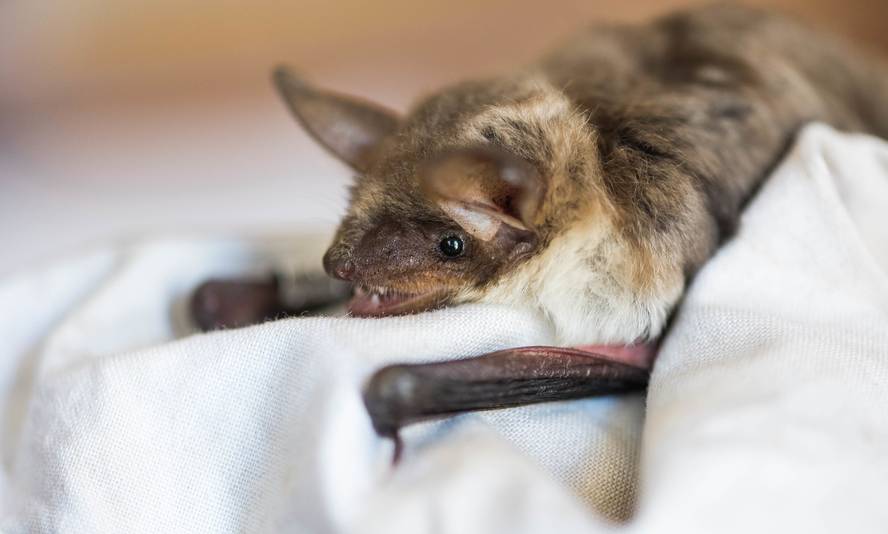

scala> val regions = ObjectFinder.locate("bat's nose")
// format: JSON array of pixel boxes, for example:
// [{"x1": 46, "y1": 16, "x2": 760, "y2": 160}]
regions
[{"x1": 323, "y1": 251, "x2": 356, "y2": 281}]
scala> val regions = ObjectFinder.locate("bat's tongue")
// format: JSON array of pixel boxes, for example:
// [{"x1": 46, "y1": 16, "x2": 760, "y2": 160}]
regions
[{"x1": 573, "y1": 342, "x2": 657, "y2": 369}]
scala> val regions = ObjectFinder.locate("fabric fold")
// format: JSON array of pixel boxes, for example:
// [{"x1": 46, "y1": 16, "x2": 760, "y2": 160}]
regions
[{"x1": 1, "y1": 124, "x2": 886, "y2": 533}]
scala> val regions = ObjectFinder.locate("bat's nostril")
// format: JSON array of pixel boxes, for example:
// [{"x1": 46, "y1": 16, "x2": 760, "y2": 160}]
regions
[
  {"x1": 332, "y1": 259, "x2": 356, "y2": 281},
  {"x1": 323, "y1": 249, "x2": 357, "y2": 281}
]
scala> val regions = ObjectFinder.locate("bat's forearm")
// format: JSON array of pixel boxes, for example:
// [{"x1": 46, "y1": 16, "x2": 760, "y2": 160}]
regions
[{"x1": 362, "y1": 346, "x2": 649, "y2": 459}]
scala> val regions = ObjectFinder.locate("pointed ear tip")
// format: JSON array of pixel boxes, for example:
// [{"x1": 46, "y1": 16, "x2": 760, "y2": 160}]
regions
[{"x1": 271, "y1": 65, "x2": 307, "y2": 89}]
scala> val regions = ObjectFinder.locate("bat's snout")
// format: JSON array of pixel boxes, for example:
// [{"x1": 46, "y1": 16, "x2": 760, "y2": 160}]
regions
[{"x1": 323, "y1": 249, "x2": 356, "y2": 281}]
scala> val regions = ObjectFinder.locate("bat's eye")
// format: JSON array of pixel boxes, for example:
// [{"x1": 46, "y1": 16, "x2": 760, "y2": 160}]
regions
[{"x1": 439, "y1": 235, "x2": 464, "y2": 258}]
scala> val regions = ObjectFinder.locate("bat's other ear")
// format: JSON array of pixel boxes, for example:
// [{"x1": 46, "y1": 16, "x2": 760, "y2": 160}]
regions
[
  {"x1": 272, "y1": 66, "x2": 401, "y2": 172},
  {"x1": 421, "y1": 147, "x2": 544, "y2": 241}
]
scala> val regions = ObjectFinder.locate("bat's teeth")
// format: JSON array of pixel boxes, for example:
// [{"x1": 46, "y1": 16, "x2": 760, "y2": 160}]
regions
[
  {"x1": 358, "y1": 285, "x2": 416, "y2": 301},
  {"x1": 370, "y1": 293, "x2": 380, "y2": 306}
]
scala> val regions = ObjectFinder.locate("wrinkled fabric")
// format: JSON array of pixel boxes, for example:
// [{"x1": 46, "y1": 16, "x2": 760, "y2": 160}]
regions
[{"x1": 0, "y1": 124, "x2": 886, "y2": 533}]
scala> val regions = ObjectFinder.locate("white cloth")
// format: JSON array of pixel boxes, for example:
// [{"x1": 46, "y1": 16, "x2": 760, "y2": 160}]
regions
[{"x1": 1, "y1": 124, "x2": 886, "y2": 533}]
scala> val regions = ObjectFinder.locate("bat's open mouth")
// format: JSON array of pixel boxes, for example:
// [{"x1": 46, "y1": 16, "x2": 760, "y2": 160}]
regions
[{"x1": 348, "y1": 285, "x2": 450, "y2": 317}]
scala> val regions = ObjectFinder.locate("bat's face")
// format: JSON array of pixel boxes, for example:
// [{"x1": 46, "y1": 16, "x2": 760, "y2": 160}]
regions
[
  {"x1": 274, "y1": 68, "x2": 687, "y2": 344},
  {"x1": 322, "y1": 147, "x2": 541, "y2": 317}
]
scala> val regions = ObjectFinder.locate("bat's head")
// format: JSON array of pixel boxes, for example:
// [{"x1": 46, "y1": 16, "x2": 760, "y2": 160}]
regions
[{"x1": 274, "y1": 67, "x2": 688, "y2": 345}]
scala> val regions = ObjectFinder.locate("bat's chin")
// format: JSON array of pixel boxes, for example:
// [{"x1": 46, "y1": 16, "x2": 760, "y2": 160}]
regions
[{"x1": 348, "y1": 285, "x2": 451, "y2": 317}]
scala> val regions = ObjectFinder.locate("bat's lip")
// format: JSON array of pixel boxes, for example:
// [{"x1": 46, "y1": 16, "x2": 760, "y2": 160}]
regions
[{"x1": 348, "y1": 285, "x2": 450, "y2": 317}]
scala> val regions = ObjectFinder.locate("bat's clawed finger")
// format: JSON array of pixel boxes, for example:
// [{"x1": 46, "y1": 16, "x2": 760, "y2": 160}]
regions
[{"x1": 362, "y1": 346, "x2": 650, "y2": 463}]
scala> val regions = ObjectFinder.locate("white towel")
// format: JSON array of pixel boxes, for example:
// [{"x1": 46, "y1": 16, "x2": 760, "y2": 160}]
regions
[{"x1": 1, "y1": 124, "x2": 886, "y2": 533}]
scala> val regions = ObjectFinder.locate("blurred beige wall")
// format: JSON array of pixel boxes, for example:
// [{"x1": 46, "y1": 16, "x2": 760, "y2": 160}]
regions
[
  {"x1": 1, "y1": 0, "x2": 886, "y2": 272},
  {"x1": 2, "y1": 0, "x2": 887, "y2": 111}
]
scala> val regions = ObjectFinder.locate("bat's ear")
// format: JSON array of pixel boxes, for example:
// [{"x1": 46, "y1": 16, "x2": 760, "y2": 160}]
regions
[
  {"x1": 273, "y1": 66, "x2": 400, "y2": 172},
  {"x1": 421, "y1": 147, "x2": 544, "y2": 241}
]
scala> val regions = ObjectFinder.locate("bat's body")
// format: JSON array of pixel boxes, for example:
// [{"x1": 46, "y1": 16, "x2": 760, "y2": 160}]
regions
[
  {"x1": 194, "y1": 5, "x2": 888, "y2": 451},
  {"x1": 305, "y1": 5, "x2": 888, "y2": 346}
]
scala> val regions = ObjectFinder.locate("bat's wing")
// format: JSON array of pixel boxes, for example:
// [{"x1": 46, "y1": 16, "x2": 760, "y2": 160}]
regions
[
  {"x1": 362, "y1": 346, "x2": 650, "y2": 462},
  {"x1": 191, "y1": 274, "x2": 351, "y2": 331}
]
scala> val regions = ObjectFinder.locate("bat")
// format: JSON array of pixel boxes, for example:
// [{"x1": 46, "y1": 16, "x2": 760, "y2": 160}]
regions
[{"x1": 193, "y1": 5, "x2": 888, "y2": 458}]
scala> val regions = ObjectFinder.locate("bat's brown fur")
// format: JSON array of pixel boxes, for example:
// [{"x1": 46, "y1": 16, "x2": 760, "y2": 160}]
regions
[{"x1": 276, "y1": 4, "x2": 888, "y2": 345}]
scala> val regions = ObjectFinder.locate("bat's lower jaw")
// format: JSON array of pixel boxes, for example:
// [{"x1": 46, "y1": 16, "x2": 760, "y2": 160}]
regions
[{"x1": 348, "y1": 285, "x2": 451, "y2": 317}]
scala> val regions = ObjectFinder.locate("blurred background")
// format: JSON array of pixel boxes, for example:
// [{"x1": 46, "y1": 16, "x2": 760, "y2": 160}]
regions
[{"x1": 2, "y1": 0, "x2": 887, "y2": 274}]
